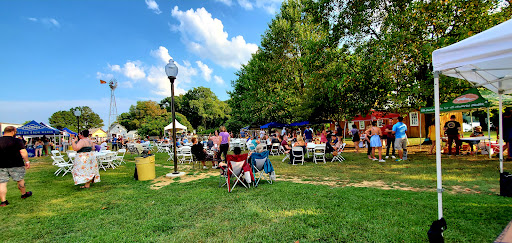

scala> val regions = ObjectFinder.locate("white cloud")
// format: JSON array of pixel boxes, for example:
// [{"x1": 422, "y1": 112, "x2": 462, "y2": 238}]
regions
[
  {"x1": 145, "y1": 0, "x2": 162, "y2": 14},
  {"x1": 28, "y1": 17, "x2": 61, "y2": 28},
  {"x1": 170, "y1": 7, "x2": 258, "y2": 69},
  {"x1": 96, "y1": 72, "x2": 114, "y2": 80},
  {"x1": 253, "y1": 0, "x2": 282, "y2": 14},
  {"x1": 150, "y1": 46, "x2": 172, "y2": 64},
  {"x1": 146, "y1": 66, "x2": 186, "y2": 97},
  {"x1": 110, "y1": 61, "x2": 146, "y2": 80},
  {"x1": 213, "y1": 75, "x2": 225, "y2": 85},
  {"x1": 238, "y1": 0, "x2": 253, "y2": 10},
  {"x1": 215, "y1": 0, "x2": 233, "y2": 6},
  {"x1": 196, "y1": 61, "x2": 212, "y2": 81}
]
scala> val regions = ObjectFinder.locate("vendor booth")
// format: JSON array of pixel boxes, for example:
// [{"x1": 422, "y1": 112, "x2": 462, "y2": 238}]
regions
[{"x1": 430, "y1": 18, "x2": 512, "y2": 237}]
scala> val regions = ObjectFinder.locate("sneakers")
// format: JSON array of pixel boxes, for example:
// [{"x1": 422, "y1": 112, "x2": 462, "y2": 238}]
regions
[
  {"x1": 385, "y1": 156, "x2": 389, "y2": 159},
  {"x1": 395, "y1": 159, "x2": 403, "y2": 162},
  {"x1": 379, "y1": 159, "x2": 386, "y2": 162},
  {"x1": 372, "y1": 158, "x2": 378, "y2": 161},
  {"x1": 212, "y1": 166, "x2": 218, "y2": 169},
  {"x1": 391, "y1": 156, "x2": 396, "y2": 159},
  {"x1": 203, "y1": 166, "x2": 208, "y2": 169},
  {"x1": 0, "y1": 200, "x2": 9, "y2": 207},
  {"x1": 21, "y1": 191, "x2": 32, "y2": 199}
]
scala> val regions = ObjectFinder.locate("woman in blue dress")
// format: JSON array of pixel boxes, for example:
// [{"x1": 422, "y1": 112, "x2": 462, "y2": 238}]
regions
[{"x1": 366, "y1": 121, "x2": 385, "y2": 162}]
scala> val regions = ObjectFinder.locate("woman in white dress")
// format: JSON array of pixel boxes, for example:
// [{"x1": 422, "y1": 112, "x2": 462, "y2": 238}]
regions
[{"x1": 71, "y1": 130, "x2": 100, "y2": 189}]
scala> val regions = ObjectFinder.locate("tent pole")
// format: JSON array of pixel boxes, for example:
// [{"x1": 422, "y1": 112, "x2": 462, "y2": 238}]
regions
[
  {"x1": 434, "y1": 71, "x2": 443, "y2": 220},
  {"x1": 487, "y1": 108, "x2": 492, "y2": 159},
  {"x1": 470, "y1": 111, "x2": 474, "y2": 133},
  {"x1": 419, "y1": 112, "x2": 422, "y2": 151},
  {"x1": 343, "y1": 120, "x2": 347, "y2": 141},
  {"x1": 499, "y1": 93, "x2": 504, "y2": 173}
]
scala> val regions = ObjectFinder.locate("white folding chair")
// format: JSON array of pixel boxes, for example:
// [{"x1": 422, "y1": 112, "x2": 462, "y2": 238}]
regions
[
  {"x1": 291, "y1": 147, "x2": 304, "y2": 165},
  {"x1": 165, "y1": 146, "x2": 174, "y2": 161},
  {"x1": 96, "y1": 153, "x2": 109, "y2": 171},
  {"x1": 332, "y1": 143, "x2": 346, "y2": 162},
  {"x1": 227, "y1": 160, "x2": 250, "y2": 192},
  {"x1": 270, "y1": 143, "x2": 280, "y2": 156},
  {"x1": 180, "y1": 146, "x2": 193, "y2": 164},
  {"x1": 114, "y1": 149, "x2": 127, "y2": 165},
  {"x1": 66, "y1": 150, "x2": 77, "y2": 163},
  {"x1": 313, "y1": 144, "x2": 326, "y2": 164},
  {"x1": 51, "y1": 156, "x2": 73, "y2": 176},
  {"x1": 51, "y1": 150, "x2": 64, "y2": 160}
]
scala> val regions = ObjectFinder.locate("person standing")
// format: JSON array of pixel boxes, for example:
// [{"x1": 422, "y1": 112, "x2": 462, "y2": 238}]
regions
[
  {"x1": 0, "y1": 126, "x2": 32, "y2": 207},
  {"x1": 219, "y1": 126, "x2": 230, "y2": 163},
  {"x1": 350, "y1": 125, "x2": 360, "y2": 153},
  {"x1": 111, "y1": 135, "x2": 118, "y2": 151},
  {"x1": 42, "y1": 135, "x2": 49, "y2": 156},
  {"x1": 444, "y1": 115, "x2": 461, "y2": 156},
  {"x1": 304, "y1": 126, "x2": 313, "y2": 143},
  {"x1": 384, "y1": 118, "x2": 396, "y2": 159},
  {"x1": 366, "y1": 121, "x2": 385, "y2": 162},
  {"x1": 71, "y1": 130, "x2": 100, "y2": 189},
  {"x1": 392, "y1": 117, "x2": 408, "y2": 161}
]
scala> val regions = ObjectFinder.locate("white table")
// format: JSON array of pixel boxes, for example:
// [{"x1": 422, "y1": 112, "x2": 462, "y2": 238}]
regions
[{"x1": 460, "y1": 137, "x2": 489, "y2": 155}]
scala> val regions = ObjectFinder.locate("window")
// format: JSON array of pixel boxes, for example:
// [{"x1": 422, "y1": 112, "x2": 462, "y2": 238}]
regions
[
  {"x1": 359, "y1": 121, "x2": 365, "y2": 130},
  {"x1": 348, "y1": 121, "x2": 354, "y2": 129},
  {"x1": 410, "y1": 112, "x2": 419, "y2": 127},
  {"x1": 377, "y1": 119, "x2": 384, "y2": 127}
]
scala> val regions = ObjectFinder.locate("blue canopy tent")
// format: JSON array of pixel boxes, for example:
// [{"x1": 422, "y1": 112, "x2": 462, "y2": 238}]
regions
[
  {"x1": 260, "y1": 122, "x2": 287, "y2": 129},
  {"x1": 16, "y1": 120, "x2": 61, "y2": 135},
  {"x1": 286, "y1": 121, "x2": 310, "y2": 127},
  {"x1": 62, "y1": 127, "x2": 77, "y2": 136}
]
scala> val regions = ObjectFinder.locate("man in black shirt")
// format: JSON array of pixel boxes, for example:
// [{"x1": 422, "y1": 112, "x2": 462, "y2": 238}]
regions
[
  {"x1": 444, "y1": 115, "x2": 461, "y2": 156},
  {"x1": 0, "y1": 126, "x2": 32, "y2": 207}
]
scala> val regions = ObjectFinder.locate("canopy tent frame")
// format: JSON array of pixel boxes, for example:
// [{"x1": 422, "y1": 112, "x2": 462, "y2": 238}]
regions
[{"x1": 431, "y1": 19, "x2": 512, "y2": 224}]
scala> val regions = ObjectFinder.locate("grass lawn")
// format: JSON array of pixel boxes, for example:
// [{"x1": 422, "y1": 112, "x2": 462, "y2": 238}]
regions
[{"x1": 1, "y1": 147, "x2": 512, "y2": 242}]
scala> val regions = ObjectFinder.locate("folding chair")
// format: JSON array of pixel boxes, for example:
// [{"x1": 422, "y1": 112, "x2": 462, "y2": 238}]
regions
[
  {"x1": 291, "y1": 146, "x2": 304, "y2": 165},
  {"x1": 180, "y1": 146, "x2": 193, "y2": 164},
  {"x1": 313, "y1": 144, "x2": 326, "y2": 164},
  {"x1": 225, "y1": 154, "x2": 253, "y2": 192},
  {"x1": 114, "y1": 149, "x2": 127, "y2": 166},
  {"x1": 331, "y1": 143, "x2": 346, "y2": 162},
  {"x1": 270, "y1": 143, "x2": 280, "y2": 156},
  {"x1": 51, "y1": 150, "x2": 64, "y2": 160},
  {"x1": 251, "y1": 150, "x2": 273, "y2": 187},
  {"x1": 51, "y1": 156, "x2": 73, "y2": 176}
]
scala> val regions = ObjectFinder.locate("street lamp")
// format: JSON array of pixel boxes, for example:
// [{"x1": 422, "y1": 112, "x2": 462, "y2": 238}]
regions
[
  {"x1": 165, "y1": 58, "x2": 181, "y2": 176},
  {"x1": 73, "y1": 108, "x2": 81, "y2": 135}
]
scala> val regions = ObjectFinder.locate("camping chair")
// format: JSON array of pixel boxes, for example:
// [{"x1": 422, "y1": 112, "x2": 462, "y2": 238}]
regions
[
  {"x1": 331, "y1": 143, "x2": 346, "y2": 162},
  {"x1": 225, "y1": 154, "x2": 254, "y2": 192},
  {"x1": 291, "y1": 146, "x2": 304, "y2": 165},
  {"x1": 313, "y1": 144, "x2": 326, "y2": 164},
  {"x1": 247, "y1": 142, "x2": 256, "y2": 152},
  {"x1": 270, "y1": 143, "x2": 280, "y2": 155},
  {"x1": 250, "y1": 150, "x2": 274, "y2": 187}
]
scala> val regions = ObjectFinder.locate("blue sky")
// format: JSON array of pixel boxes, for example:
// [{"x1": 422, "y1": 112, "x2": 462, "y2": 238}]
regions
[{"x1": 0, "y1": 0, "x2": 282, "y2": 128}]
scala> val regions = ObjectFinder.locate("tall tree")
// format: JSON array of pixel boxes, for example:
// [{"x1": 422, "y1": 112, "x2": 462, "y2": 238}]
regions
[{"x1": 49, "y1": 106, "x2": 103, "y2": 132}]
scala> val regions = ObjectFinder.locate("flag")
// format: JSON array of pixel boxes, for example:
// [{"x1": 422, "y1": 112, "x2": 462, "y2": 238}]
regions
[{"x1": 100, "y1": 80, "x2": 107, "y2": 84}]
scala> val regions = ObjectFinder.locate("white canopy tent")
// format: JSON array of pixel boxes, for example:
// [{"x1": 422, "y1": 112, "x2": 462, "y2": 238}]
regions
[
  {"x1": 164, "y1": 119, "x2": 187, "y2": 133},
  {"x1": 432, "y1": 18, "x2": 512, "y2": 220}
]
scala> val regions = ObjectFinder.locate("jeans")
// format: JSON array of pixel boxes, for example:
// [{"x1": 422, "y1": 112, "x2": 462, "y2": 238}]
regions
[{"x1": 386, "y1": 137, "x2": 395, "y2": 156}]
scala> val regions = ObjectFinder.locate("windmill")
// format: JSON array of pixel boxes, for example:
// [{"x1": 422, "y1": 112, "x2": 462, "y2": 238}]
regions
[{"x1": 107, "y1": 78, "x2": 118, "y2": 136}]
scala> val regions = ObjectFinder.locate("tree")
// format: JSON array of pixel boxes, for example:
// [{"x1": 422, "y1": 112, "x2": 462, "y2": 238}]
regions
[
  {"x1": 160, "y1": 87, "x2": 229, "y2": 129},
  {"x1": 49, "y1": 106, "x2": 104, "y2": 132},
  {"x1": 117, "y1": 101, "x2": 166, "y2": 131}
]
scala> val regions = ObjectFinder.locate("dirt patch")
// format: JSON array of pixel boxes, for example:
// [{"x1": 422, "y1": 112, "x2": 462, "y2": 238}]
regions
[
  {"x1": 277, "y1": 176, "x2": 427, "y2": 192},
  {"x1": 150, "y1": 171, "x2": 219, "y2": 190},
  {"x1": 449, "y1": 185, "x2": 481, "y2": 194}
]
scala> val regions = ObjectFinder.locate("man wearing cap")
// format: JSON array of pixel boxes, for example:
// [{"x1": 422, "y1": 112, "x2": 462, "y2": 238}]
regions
[{"x1": 0, "y1": 126, "x2": 32, "y2": 207}]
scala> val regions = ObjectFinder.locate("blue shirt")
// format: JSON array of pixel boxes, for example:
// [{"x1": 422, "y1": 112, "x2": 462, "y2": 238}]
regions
[
  {"x1": 392, "y1": 122, "x2": 408, "y2": 139},
  {"x1": 304, "y1": 129, "x2": 313, "y2": 139}
]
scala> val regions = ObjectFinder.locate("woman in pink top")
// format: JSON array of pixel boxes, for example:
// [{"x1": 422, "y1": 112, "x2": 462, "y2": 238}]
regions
[
  {"x1": 218, "y1": 126, "x2": 230, "y2": 163},
  {"x1": 320, "y1": 129, "x2": 328, "y2": 143}
]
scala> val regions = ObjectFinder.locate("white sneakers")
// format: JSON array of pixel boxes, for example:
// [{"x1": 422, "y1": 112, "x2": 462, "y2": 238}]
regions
[
  {"x1": 385, "y1": 156, "x2": 389, "y2": 159},
  {"x1": 379, "y1": 160, "x2": 386, "y2": 162},
  {"x1": 203, "y1": 166, "x2": 207, "y2": 169},
  {"x1": 392, "y1": 156, "x2": 396, "y2": 159}
]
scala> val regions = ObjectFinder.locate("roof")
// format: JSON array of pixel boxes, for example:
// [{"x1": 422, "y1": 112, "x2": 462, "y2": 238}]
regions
[{"x1": 89, "y1": 128, "x2": 106, "y2": 134}]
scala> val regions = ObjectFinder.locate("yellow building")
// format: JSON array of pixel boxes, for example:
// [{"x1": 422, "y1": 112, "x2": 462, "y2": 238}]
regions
[{"x1": 89, "y1": 128, "x2": 107, "y2": 139}]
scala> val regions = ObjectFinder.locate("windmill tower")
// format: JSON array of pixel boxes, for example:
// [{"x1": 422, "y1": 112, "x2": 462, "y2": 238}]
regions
[{"x1": 108, "y1": 78, "x2": 118, "y2": 135}]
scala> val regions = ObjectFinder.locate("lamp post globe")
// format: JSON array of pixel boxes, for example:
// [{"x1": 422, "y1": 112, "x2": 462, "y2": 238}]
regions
[
  {"x1": 165, "y1": 58, "x2": 180, "y2": 174},
  {"x1": 73, "y1": 109, "x2": 81, "y2": 134}
]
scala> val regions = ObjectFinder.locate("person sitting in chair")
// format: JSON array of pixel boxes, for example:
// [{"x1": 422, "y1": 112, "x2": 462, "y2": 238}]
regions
[{"x1": 191, "y1": 137, "x2": 216, "y2": 169}]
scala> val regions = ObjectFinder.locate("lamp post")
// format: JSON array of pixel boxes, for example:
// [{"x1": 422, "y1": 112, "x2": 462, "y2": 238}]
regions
[
  {"x1": 165, "y1": 58, "x2": 180, "y2": 175},
  {"x1": 73, "y1": 108, "x2": 81, "y2": 135}
]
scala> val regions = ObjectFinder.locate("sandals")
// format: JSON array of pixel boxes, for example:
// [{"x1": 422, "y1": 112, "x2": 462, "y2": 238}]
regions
[{"x1": 80, "y1": 185, "x2": 90, "y2": 189}]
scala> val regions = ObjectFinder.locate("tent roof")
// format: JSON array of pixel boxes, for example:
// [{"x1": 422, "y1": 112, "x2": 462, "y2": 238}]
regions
[
  {"x1": 432, "y1": 19, "x2": 512, "y2": 95},
  {"x1": 260, "y1": 122, "x2": 286, "y2": 129},
  {"x1": 286, "y1": 121, "x2": 310, "y2": 127},
  {"x1": 62, "y1": 127, "x2": 77, "y2": 136},
  {"x1": 164, "y1": 119, "x2": 187, "y2": 131},
  {"x1": 16, "y1": 120, "x2": 61, "y2": 135},
  {"x1": 420, "y1": 88, "x2": 490, "y2": 114}
]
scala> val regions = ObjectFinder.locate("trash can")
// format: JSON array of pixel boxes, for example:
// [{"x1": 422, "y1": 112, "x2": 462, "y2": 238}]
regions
[
  {"x1": 500, "y1": 172, "x2": 512, "y2": 197},
  {"x1": 135, "y1": 155, "x2": 156, "y2": 181}
]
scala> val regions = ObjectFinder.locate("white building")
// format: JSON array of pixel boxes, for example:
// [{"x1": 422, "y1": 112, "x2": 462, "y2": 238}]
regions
[
  {"x1": 0, "y1": 122, "x2": 23, "y2": 136},
  {"x1": 109, "y1": 123, "x2": 128, "y2": 138},
  {"x1": 126, "y1": 130, "x2": 139, "y2": 140}
]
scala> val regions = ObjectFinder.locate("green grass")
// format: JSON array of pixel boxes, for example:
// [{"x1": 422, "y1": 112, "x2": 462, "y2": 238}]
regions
[{"x1": 1, "y1": 150, "x2": 511, "y2": 242}]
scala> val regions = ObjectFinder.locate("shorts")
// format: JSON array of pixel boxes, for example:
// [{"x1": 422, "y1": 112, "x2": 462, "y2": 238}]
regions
[
  {"x1": 0, "y1": 167, "x2": 26, "y2": 183},
  {"x1": 395, "y1": 138, "x2": 408, "y2": 150}
]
